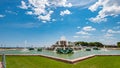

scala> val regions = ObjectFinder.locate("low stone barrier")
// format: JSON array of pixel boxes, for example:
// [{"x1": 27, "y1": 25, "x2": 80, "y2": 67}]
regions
[
  {"x1": 70, "y1": 54, "x2": 95, "y2": 64},
  {"x1": 39, "y1": 54, "x2": 96, "y2": 64}
]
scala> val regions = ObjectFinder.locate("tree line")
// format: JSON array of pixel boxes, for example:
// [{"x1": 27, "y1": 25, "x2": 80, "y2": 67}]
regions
[
  {"x1": 75, "y1": 41, "x2": 120, "y2": 47},
  {"x1": 117, "y1": 42, "x2": 120, "y2": 47},
  {"x1": 74, "y1": 41, "x2": 104, "y2": 47}
]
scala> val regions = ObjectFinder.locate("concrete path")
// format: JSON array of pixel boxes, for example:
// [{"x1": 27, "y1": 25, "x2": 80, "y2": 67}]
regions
[{"x1": 0, "y1": 62, "x2": 2, "y2": 68}]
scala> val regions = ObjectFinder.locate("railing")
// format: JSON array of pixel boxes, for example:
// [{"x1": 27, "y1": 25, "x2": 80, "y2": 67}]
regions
[{"x1": 2, "y1": 54, "x2": 6, "y2": 68}]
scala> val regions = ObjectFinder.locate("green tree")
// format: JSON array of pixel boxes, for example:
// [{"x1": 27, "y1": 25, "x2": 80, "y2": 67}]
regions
[
  {"x1": 74, "y1": 41, "x2": 88, "y2": 46},
  {"x1": 88, "y1": 42, "x2": 104, "y2": 47},
  {"x1": 117, "y1": 42, "x2": 120, "y2": 47},
  {"x1": 80, "y1": 42, "x2": 88, "y2": 46},
  {"x1": 94, "y1": 42, "x2": 104, "y2": 47},
  {"x1": 74, "y1": 42, "x2": 80, "y2": 46},
  {"x1": 88, "y1": 42, "x2": 95, "y2": 46}
]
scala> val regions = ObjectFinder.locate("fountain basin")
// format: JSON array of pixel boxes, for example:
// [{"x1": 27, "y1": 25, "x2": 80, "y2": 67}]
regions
[{"x1": 1, "y1": 49, "x2": 120, "y2": 60}]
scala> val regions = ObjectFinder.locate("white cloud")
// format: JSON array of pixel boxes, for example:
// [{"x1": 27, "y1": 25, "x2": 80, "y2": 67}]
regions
[
  {"x1": 50, "y1": 0, "x2": 72, "y2": 7},
  {"x1": 89, "y1": 0, "x2": 120, "y2": 23},
  {"x1": 73, "y1": 36, "x2": 79, "y2": 38},
  {"x1": 19, "y1": 1, "x2": 28, "y2": 9},
  {"x1": 52, "y1": 19, "x2": 56, "y2": 22},
  {"x1": 5, "y1": 10, "x2": 17, "y2": 15},
  {"x1": 82, "y1": 36, "x2": 90, "y2": 38},
  {"x1": 101, "y1": 29, "x2": 106, "y2": 32},
  {"x1": 42, "y1": 21, "x2": 47, "y2": 23},
  {"x1": 0, "y1": 14, "x2": 5, "y2": 18},
  {"x1": 28, "y1": 0, "x2": 49, "y2": 16},
  {"x1": 105, "y1": 33, "x2": 113, "y2": 37},
  {"x1": 89, "y1": 16, "x2": 107, "y2": 23},
  {"x1": 76, "y1": 31, "x2": 89, "y2": 35},
  {"x1": 82, "y1": 26, "x2": 96, "y2": 31},
  {"x1": 19, "y1": 0, "x2": 72, "y2": 22},
  {"x1": 107, "y1": 29, "x2": 120, "y2": 34},
  {"x1": 37, "y1": 10, "x2": 53, "y2": 21},
  {"x1": 10, "y1": 22, "x2": 41, "y2": 28},
  {"x1": 68, "y1": 0, "x2": 96, "y2": 7},
  {"x1": 22, "y1": 0, "x2": 51, "y2": 21},
  {"x1": 60, "y1": 9, "x2": 71, "y2": 16},
  {"x1": 26, "y1": 11, "x2": 33, "y2": 15},
  {"x1": 88, "y1": 0, "x2": 103, "y2": 12},
  {"x1": 73, "y1": 35, "x2": 90, "y2": 39},
  {"x1": 38, "y1": 14, "x2": 50, "y2": 21},
  {"x1": 75, "y1": 26, "x2": 95, "y2": 36}
]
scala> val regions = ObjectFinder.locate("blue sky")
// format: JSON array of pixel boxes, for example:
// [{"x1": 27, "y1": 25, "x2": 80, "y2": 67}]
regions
[{"x1": 0, "y1": 0, "x2": 120, "y2": 47}]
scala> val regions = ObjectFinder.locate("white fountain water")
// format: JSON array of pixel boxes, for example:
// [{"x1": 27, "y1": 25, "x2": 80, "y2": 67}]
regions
[
  {"x1": 101, "y1": 45, "x2": 108, "y2": 51},
  {"x1": 79, "y1": 45, "x2": 84, "y2": 51},
  {"x1": 21, "y1": 40, "x2": 29, "y2": 52},
  {"x1": 60, "y1": 36, "x2": 66, "y2": 41},
  {"x1": 53, "y1": 36, "x2": 76, "y2": 53},
  {"x1": 53, "y1": 47, "x2": 58, "y2": 52},
  {"x1": 73, "y1": 46, "x2": 77, "y2": 53},
  {"x1": 63, "y1": 46, "x2": 66, "y2": 50}
]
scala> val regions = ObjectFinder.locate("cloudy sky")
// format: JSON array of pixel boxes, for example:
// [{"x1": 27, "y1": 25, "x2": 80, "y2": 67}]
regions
[{"x1": 0, "y1": 0, "x2": 120, "y2": 47}]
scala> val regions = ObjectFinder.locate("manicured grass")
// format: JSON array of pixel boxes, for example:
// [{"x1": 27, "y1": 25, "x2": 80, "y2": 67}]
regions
[
  {"x1": 0, "y1": 56, "x2": 1, "y2": 61},
  {"x1": 2, "y1": 56, "x2": 120, "y2": 68}
]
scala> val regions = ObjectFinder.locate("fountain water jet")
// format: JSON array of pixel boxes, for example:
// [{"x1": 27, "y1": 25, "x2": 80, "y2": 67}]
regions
[
  {"x1": 52, "y1": 36, "x2": 75, "y2": 54},
  {"x1": 101, "y1": 45, "x2": 108, "y2": 51},
  {"x1": 21, "y1": 40, "x2": 29, "y2": 52}
]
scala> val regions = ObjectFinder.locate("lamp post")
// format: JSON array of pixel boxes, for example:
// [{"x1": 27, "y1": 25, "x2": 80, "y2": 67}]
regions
[{"x1": 2, "y1": 54, "x2": 6, "y2": 68}]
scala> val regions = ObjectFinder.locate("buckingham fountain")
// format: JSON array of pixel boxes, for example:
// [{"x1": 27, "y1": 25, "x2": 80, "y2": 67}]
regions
[{"x1": 51, "y1": 36, "x2": 79, "y2": 54}]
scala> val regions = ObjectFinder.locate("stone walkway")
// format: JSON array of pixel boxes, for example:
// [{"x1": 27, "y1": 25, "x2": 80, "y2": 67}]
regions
[{"x1": 0, "y1": 62, "x2": 2, "y2": 68}]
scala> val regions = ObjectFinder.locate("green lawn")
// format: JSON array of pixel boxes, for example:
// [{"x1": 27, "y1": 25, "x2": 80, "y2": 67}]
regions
[
  {"x1": 0, "y1": 56, "x2": 1, "y2": 61},
  {"x1": 1, "y1": 56, "x2": 120, "y2": 68}
]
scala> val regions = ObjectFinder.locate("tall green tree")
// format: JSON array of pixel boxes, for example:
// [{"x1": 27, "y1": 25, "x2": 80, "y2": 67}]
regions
[
  {"x1": 80, "y1": 42, "x2": 88, "y2": 46},
  {"x1": 74, "y1": 41, "x2": 88, "y2": 46},
  {"x1": 74, "y1": 42, "x2": 80, "y2": 46},
  {"x1": 88, "y1": 42, "x2": 95, "y2": 46},
  {"x1": 74, "y1": 41, "x2": 104, "y2": 47},
  {"x1": 94, "y1": 42, "x2": 104, "y2": 47},
  {"x1": 88, "y1": 42, "x2": 104, "y2": 47},
  {"x1": 117, "y1": 42, "x2": 120, "y2": 47}
]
